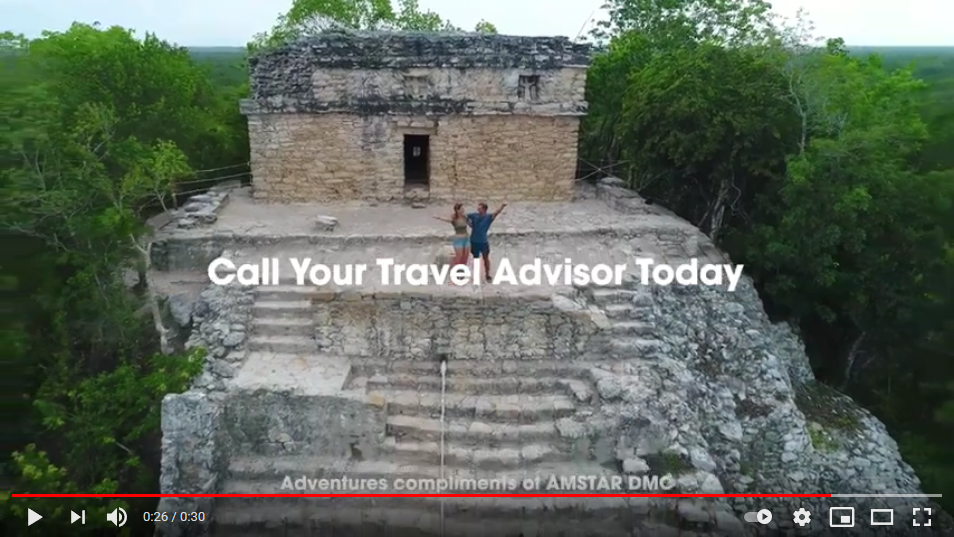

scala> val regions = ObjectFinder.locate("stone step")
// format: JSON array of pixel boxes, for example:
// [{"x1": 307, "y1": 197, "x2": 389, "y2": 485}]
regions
[
  {"x1": 217, "y1": 483, "x2": 636, "y2": 509},
  {"x1": 247, "y1": 334, "x2": 316, "y2": 354},
  {"x1": 363, "y1": 374, "x2": 592, "y2": 401},
  {"x1": 373, "y1": 390, "x2": 578, "y2": 422},
  {"x1": 606, "y1": 338, "x2": 662, "y2": 358},
  {"x1": 590, "y1": 288, "x2": 637, "y2": 304},
  {"x1": 386, "y1": 414, "x2": 560, "y2": 444},
  {"x1": 382, "y1": 437, "x2": 568, "y2": 468},
  {"x1": 251, "y1": 317, "x2": 313, "y2": 337},
  {"x1": 251, "y1": 300, "x2": 311, "y2": 319},
  {"x1": 350, "y1": 358, "x2": 602, "y2": 380},
  {"x1": 602, "y1": 303, "x2": 634, "y2": 319},
  {"x1": 592, "y1": 288, "x2": 653, "y2": 306},
  {"x1": 603, "y1": 304, "x2": 653, "y2": 319},
  {"x1": 386, "y1": 415, "x2": 617, "y2": 447},
  {"x1": 608, "y1": 320, "x2": 654, "y2": 335},
  {"x1": 254, "y1": 284, "x2": 324, "y2": 302}
]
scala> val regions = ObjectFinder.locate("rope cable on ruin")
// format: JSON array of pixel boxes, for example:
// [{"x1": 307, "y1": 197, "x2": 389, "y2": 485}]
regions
[
  {"x1": 174, "y1": 170, "x2": 251, "y2": 186},
  {"x1": 575, "y1": 158, "x2": 632, "y2": 183}
]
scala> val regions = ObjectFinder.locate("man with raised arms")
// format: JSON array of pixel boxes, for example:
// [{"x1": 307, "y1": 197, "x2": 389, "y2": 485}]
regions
[{"x1": 467, "y1": 202, "x2": 506, "y2": 283}]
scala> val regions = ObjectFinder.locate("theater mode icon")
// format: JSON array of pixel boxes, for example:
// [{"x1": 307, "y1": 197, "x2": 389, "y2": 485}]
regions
[
  {"x1": 870, "y1": 508, "x2": 893, "y2": 526},
  {"x1": 830, "y1": 507, "x2": 855, "y2": 527}
]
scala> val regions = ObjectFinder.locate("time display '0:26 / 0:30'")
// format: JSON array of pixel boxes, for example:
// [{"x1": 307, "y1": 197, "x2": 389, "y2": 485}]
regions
[{"x1": 143, "y1": 511, "x2": 206, "y2": 522}]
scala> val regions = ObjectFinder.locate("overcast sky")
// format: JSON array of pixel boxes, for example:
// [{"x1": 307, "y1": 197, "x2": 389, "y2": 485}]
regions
[{"x1": 3, "y1": 0, "x2": 951, "y2": 47}]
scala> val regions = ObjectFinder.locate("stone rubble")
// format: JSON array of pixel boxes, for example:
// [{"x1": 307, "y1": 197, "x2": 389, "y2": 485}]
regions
[
  {"x1": 314, "y1": 214, "x2": 338, "y2": 231},
  {"x1": 183, "y1": 277, "x2": 255, "y2": 392},
  {"x1": 166, "y1": 292, "x2": 196, "y2": 328},
  {"x1": 169, "y1": 182, "x2": 237, "y2": 229}
]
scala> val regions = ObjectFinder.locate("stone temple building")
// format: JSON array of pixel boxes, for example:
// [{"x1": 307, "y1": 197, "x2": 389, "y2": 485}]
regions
[{"x1": 240, "y1": 32, "x2": 591, "y2": 203}]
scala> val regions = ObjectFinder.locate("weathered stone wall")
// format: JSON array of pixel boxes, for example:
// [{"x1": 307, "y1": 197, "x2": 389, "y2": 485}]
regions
[
  {"x1": 155, "y1": 392, "x2": 223, "y2": 537},
  {"x1": 247, "y1": 113, "x2": 580, "y2": 202},
  {"x1": 155, "y1": 282, "x2": 255, "y2": 537},
  {"x1": 313, "y1": 292, "x2": 599, "y2": 360},
  {"x1": 307, "y1": 67, "x2": 587, "y2": 111},
  {"x1": 221, "y1": 391, "x2": 387, "y2": 458},
  {"x1": 241, "y1": 66, "x2": 588, "y2": 117},
  {"x1": 245, "y1": 32, "x2": 590, "y2": 115}
]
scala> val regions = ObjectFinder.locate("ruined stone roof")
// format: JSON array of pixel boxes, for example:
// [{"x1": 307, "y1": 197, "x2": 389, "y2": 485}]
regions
[{"x1": 248, "y1": 31, "x2": 592, "y2": 71}]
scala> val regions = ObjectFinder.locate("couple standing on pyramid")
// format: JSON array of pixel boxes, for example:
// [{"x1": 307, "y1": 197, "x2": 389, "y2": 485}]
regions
[{"x1": 433, "y1": 202, "x2": 507, "y2": 282}]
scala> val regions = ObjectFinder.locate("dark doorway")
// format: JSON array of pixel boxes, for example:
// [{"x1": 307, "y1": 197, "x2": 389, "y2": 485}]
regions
[{"x1": 403, "y1": 134, "x2": 430, "y2": 186}]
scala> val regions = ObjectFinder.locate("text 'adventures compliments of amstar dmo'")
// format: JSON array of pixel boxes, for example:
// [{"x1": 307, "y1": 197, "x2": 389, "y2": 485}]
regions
[{"x1": 281, "y1": 474, "x2": 678, "y2": 492}]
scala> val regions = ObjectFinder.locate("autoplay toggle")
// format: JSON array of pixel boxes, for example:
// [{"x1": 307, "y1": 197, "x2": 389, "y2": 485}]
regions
[{"x1": 743, "y1": 509, "x2": 773, "y2": 524}]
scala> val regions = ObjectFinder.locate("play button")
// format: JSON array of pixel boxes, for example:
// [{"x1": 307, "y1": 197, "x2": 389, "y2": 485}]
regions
[
  {"x1": 756, "y1": 509, "x2": 773, "y2": 524},
  {"x1": 27, "y1": 509, "x2": 42, "y2": 526}
]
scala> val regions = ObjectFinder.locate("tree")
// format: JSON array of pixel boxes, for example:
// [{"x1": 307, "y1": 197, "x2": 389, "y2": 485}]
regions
[
  {"x1": 616, "y1": 42, "x2": 798, "y2": 239},
  {"x1": 581, "y1": 0, "x2": 954, "y2": 509},
  {"x1": 250, "y1": 0, "x2": 497, "y2": 50},
  {"x1": 580, "y1": 0, "x2": 783, "y2": 182},
  {"x1": 0, "y1": 25, "x2": 216, "y2": 532},
  {"x1": 474, "y1": 20, "x2": 498, "y2": 34},
  {"x1": 741, "y1": 46, "x2": 941, "y2": 362},
  {"x1": 590, "y1": 0, "x2": 777, "y2": 46}
]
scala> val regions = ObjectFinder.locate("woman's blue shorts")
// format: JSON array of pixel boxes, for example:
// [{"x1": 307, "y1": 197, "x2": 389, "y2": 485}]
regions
[{"x1": 452, "y1": 237, "x2": 469, "y2": 249}]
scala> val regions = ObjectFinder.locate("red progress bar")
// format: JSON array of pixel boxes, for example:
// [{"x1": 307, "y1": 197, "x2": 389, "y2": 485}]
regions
[{"x1": 12, "y1": 494, "x2": 831, "y2": 498}]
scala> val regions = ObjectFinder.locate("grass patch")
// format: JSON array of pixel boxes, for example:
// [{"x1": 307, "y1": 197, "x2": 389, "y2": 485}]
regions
[
  {"x1": 807, "y1": 423, "x2": 840, "y2": 452},
  {"x1": 738, "y1": 459, "x2": 754, "y2": 476},
  {"x1": 794, "y1": 381, "x2": 863, "y2": 433},
  {"x1": 646, "y1": 450, "x2": 694, "y2": 476}
]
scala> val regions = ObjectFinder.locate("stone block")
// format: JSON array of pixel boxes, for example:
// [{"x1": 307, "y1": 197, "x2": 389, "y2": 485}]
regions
[{"x1": 315, "y1": 215, "x2": 339, "y2": 231}]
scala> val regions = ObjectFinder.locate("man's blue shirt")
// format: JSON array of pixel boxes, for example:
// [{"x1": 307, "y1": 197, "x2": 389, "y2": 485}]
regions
[{"x1": 467, "y1": 212, "x2": 494, "y2": 243}]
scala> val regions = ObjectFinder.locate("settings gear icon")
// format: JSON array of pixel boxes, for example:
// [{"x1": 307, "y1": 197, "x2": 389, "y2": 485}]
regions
[{"x1": 793, "y1": 508, "x2": 812, "y2": 526}]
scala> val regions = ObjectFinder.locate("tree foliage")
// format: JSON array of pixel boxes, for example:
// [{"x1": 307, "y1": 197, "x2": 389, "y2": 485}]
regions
[
  {"x1": 0, "y1": 24, "x2": 239, "y2": 532},
  {"x1": 250, "y1": 0, "x2": 497, "y2": 51},
  {"x1": 583, "y1": 0, "x2": 954, "y2": 506}
]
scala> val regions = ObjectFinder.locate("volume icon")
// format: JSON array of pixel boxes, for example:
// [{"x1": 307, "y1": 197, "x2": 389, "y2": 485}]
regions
[
  {"x1": 106, "y1": 507, "x2": 127, "y2": 527},
  {"x1": 71, "y1": 510, "x2": 85, "y2": 524}
]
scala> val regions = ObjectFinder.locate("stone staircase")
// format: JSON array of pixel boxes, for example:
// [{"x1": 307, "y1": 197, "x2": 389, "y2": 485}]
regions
[
  {"x1": 247, "y1": 285, "x2": 318, "y2": 355},
  {"x1": 213, "y1": 283, "x2": 676, "y2": 536},
  {"x1": 350, "y1": 358, "x2": 616, "y2": 474},
  {"x1": 581, "y1": 284, "x2": 663, "y2": 359}
]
